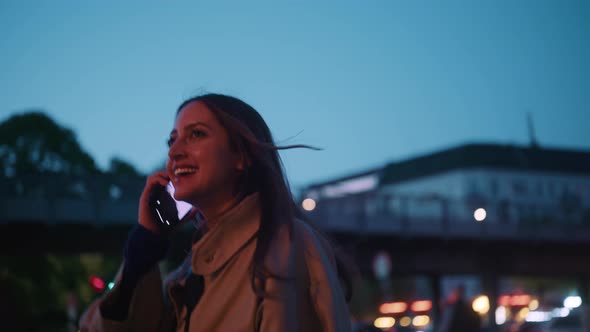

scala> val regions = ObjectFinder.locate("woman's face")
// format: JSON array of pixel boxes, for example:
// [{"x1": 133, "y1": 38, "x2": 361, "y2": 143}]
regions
[{"x1": 166, "y1": 101, "x2": 243, "y2": 206}]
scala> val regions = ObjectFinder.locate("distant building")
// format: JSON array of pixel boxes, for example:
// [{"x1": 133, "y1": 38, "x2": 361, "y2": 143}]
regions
[{"x1": 301, "y1": 143, "x2": 590, "y2": 233}]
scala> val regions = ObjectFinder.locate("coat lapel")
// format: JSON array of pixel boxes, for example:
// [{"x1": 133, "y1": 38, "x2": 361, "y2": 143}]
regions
[{"x1": 191, "y1": 193, "x2": 261, "y2": 275}]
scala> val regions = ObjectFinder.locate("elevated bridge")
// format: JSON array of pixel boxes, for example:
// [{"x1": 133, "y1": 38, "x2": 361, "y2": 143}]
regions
[{"x1": 2, "y1": 175, "x2": 590, "y2": 329}]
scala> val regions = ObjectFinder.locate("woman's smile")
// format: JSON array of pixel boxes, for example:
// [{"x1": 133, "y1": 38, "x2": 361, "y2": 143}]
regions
[{"x1": 173, "y1": 167, "x2": 198, "y2": 176}]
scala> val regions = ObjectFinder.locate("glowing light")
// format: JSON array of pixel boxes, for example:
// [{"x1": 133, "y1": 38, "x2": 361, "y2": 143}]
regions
[
  {"x1": 302, "y1": 198, "x2": 317, "y2": 211},
  {"x1": 108, "y1": 282, "x2": 115, "y2": 290},
  {"x1": 379, "y1": 302, "x2": 408, "y2": 314},
  {"x1": 526, "y1": 311, "x2": 552, "y2": 322},
  {"x1": 411, "y1": 300, "x2": 433, "y2": 312},
  {"x1": 496, "y1": 306, "x2": 507, "y2": 325},
  {"x1": 511, "y1": 295, "x2": 532, "y2": 306},
  {"x1": 517, "y1": 308, "x2": 530, "y2": 321},
  {"x1": 552, "y1": 307, "x2": 570, "y2": 317},
  {"x1": 374, "y1": 317, "x2": 395, "y2": 329},
  {"x1": 528, "y1": 299, "x2": 539, "y2": 311},
  {"x1": 399, "y1": 317, "x2": 412, "y2": 327},
  {"x1": 564, "y1": 296, "x2": 582, "y2": 309},
  {"x1": 412, "y1": 315, "x2": 430, "y2": 327},
  {"x1": 498, "y1": 295, "x2": 510, "y2": 306},
  {"x1": 474, "y1": 208, "x2": 487, "y2": 221},
  {"x1": 472, "y1": 295, "x2": 490, "y2": 315},
  {"x1": 89, "y1": 275, "x2": 105, "y2": 293}
]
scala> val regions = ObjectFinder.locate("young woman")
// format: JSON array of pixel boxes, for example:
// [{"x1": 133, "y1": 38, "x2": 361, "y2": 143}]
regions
[{"x1": 79, "y1": 94, "x2": 352, "y2": 332}]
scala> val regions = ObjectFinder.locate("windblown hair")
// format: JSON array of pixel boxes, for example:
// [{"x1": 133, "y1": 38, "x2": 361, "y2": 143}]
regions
[{"x1": 176, "y1": 93, "x2": 353, "y2": 301}]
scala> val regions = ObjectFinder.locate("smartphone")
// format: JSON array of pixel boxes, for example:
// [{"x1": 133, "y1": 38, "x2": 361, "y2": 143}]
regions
[{"x1": 149, "y1": 182, "x2": 193, "y2": 229}]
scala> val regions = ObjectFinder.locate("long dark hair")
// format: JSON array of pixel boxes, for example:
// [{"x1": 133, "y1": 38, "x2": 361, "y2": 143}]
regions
[{"x1": 176, "y1": 93, "x2": 353, "y2": 301}]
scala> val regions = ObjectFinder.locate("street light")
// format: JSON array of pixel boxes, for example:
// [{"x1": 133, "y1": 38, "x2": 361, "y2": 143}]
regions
[
  {"x1": 374, "y1": 317, "x2": 395, "y2": 329},
  {"x1": 564, "y1": 296, "x2": 582, "y2": 309},
  {"x1": 302, "y1": 198, "x2": 316, "y2": 211},
  {"x1": 474, "y1": 208, "x2": 487, "y2": 222},
  {"x1": 472, "y1": 295, "x2": 490, "y2": 315}
]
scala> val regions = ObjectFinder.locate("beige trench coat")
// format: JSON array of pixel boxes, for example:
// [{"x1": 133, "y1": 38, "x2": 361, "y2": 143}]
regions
[{"x1": 79, "y1": 193, "x2": 352, "y2": 332}]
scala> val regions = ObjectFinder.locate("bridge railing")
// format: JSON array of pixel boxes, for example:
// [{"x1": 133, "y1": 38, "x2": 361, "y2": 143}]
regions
[
  {"x1": 2, "y1": 175, "x2": 590, "y2": 243},
  {"x1": 0, "y1": 174, "x2": 145, "y2": 225},
  {"x1": 305, "y1": 192, "x2": 590, "y2": 243}
]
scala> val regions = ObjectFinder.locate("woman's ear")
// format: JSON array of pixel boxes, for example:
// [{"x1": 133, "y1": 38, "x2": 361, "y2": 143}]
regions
[{"x1": 235, "y1": 152, "x2": 251, "y2": 172}]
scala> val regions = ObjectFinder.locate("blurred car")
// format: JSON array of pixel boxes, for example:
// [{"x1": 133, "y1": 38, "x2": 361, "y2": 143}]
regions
[{"x1": 351, "y1": 321, "x2": 425, "y2": 332}]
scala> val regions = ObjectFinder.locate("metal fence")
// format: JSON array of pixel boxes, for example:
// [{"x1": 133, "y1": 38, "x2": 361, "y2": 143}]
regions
[
  {"x1": 0, "y1": 174, "x2": 145, "y2": 225},
  {"x1": 2, "y1": 175, "x2": 590, "y2": 243},
  {"x1": 305, "y1": 192, "x2": 590, "y2": 243}
]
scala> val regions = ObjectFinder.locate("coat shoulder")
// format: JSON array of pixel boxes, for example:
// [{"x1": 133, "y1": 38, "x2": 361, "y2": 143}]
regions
[
  {"x1": 264, "y1": 218, "x2": 337, "y2": 276},
  {"x1": 294, "y1": 218, "x2": 337, "y2": 268}
]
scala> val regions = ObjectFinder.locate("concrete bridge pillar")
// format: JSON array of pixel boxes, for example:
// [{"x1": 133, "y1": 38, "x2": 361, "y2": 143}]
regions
[
  {"x1": 578, "y1": 275, "x2": 590, "y2": 307},
  {"x1": 482, "y1": 274, "x2": 499, "y2": 330},
  {"x1": 428, "y1": 273, "x2": 442, "y2": 331}
]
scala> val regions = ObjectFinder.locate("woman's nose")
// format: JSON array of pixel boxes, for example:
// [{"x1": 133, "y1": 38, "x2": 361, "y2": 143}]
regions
[{"x1": 168, "y1": 138, "x2": 186, "y2": 160}]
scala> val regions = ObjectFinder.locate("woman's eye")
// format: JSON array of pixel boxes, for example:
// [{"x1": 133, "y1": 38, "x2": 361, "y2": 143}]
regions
[
  {"x1": 167, "y1": 130, "x2": 205, "y2": 147},
  {"x1": 190, "y1": 129, "x2": 206, "y2": 139},
  {"x1": 167, "y1": 137, "x2": 175, "y2": 147}
]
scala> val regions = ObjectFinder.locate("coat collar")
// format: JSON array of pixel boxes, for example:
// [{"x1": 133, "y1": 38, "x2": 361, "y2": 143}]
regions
[{"x1": 191, "y1": 193, "x2": 261, "y2": 275}]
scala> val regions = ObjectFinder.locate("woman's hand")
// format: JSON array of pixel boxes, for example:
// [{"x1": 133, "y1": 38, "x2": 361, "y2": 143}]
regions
[{"x1": 138, "y1": 170, "x2": 171, "y2": 234}]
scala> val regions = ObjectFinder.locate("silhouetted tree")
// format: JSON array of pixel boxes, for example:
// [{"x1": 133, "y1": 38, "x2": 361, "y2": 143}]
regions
[
  {"x1": 108, "y1": 156, "x2": 142, "y2": 176},
  {"x1": 0, "y1": 111, "x2": 98, "y2": 177}
]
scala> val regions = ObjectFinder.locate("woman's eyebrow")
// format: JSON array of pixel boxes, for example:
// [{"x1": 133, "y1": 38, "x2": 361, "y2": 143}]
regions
[{"x1": 169, "y1": 122, "x2": 213, "y2": 135}]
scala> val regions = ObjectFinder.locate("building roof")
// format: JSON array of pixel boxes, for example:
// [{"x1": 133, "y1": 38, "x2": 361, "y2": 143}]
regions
[
  {"x1": 380, "y1": 143, "x2": 590, "y2": 185},
  {"x1": 305, "y1": 167, "x2": 382, "y2": 191}
]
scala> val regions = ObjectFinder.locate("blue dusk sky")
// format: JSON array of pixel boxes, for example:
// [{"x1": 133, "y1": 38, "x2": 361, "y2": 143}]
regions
[{"x1": 1, "y1": 1, "x2": 588, "y2": 190}]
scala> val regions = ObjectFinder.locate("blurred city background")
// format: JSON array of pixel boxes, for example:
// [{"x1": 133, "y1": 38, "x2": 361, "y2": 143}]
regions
[{"x1": 1, "y1": 1, "x2": 589, "y2": 331}]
